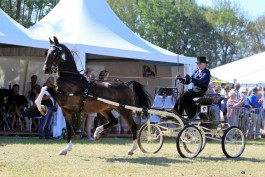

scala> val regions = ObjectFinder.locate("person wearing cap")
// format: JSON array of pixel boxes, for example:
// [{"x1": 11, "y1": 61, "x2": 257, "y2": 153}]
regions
[
  {"x1": 241, "y1": 88, "x2": 251, "y2": 108},
  {"x1": 248, "y1": 87, "x2": 263, "y2": 108},
  {"x1": 175, "y1": 56, "x2": 211, "y2": 118},
  {"x1": 248, "y1": 87, "x2": 263, "y2": 139}
]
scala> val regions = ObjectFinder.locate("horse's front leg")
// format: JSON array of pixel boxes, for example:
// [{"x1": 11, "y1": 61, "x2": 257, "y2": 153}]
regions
[
  {"x1": 59, "y1": 110, "x2": 74, "y2": 155},
  {"x1": 94, "y1": 111, "x2": 118, "y2": 141},
  {"x1": 119, "y1": 109, "x2": 138, "y2": 155},
  {"x1": 35, "y1": 86, "x2": 48, "y2": 115}
]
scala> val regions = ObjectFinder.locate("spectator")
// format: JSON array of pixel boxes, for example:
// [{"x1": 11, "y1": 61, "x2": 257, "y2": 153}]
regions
[
  {"x1": 221, "y1": 85, "x2": 231, "y2": 121},
  {"x1": 211, "y1": 85, "x2": 223, "y2": 121},
  {"x1": 261, "y1": 88, "x2": 265, "y2": 136},
  {"x1": 8, "y1": 84, "x2": 28, "y2": 130},
  {"x1": 241, "y1": 88, "x2": 251, "y2": 109},
  {"x1": 98, "y1": 70, "x2": 109, "y2": 80},
  {"x1": 239, "y1": 88, "x2": 252, "y2": 136},
  {"x1": 226, "y1": 91, "x2": 244, "y2": 126},
  {"x1": 82, "y1": 67, "x2": 96, "y2": 140},
  {"x1": 258, "y1": 85, "x2": 263, "y2": 92},
  {"x1": 39, "y1": 77, "x2": 55, "y2": 139},
  {"x1": 247, "y1": 88, "x2": 253, "y2": 97},
  {"x1": 94, "y1": 70, "x2": 109, "y2": 134},
  {"x1": 248, "y1": 88, "x2": 262, "y2": 108},
  {"x1": 248, "y1": 87, "x2": 263, "y2": 139},
  {"x1": 214, "y1": 85, "x2": 222, "y2": 94},
  {"x1": 233, "y1": 83, "x2": 241, "y2": 100},
  {"x1": 206, "y1": 82, "x2": 215, "y2": 94},
  {"x1": 25, "y1": 75, "x2": 39, "y2": 99},
  {"x1": 22, "y1": 84, "x2": 42, "y2": 131},
  {"x1": 220, "y1": 83, "x2": 226, "y2": 95}
]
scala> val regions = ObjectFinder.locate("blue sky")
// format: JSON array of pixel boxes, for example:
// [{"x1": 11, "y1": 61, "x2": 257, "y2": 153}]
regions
[{"x1": 196, "y1": 0, "x2": 265, "y2": 19}]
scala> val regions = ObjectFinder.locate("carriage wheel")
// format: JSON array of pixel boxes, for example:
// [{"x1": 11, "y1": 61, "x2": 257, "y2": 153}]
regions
[
  {"x1": 221, "y1": 126, "x2": 246, "y2": 158},
  {"x1": 137, "y1": 122, "x2": 164, "y2": 153},
  {"x1": 200, "y1": 129, "x2": 207, "y2": 151},
  {"x1": 176, "y1": 125, "x2": 203, "y2": 158}
]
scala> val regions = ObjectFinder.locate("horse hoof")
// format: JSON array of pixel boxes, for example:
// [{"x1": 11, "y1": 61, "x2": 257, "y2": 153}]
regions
[
  {"x1": 128, "y1": 152, "x2": 134, "y2": 155},
  {"x1": 40, "y1": 106, "x2": 47, "y2": 116},
  {"x1": 59, "y1": 150, "x2": 67, "y2": 156},
  {"x1": 94, "y1": 135, "x2": 101, "y2": 141}
]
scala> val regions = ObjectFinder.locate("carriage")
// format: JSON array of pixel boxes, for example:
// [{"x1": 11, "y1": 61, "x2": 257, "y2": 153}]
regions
[
  {"x1": 40, "y1": 36, "x2": 245, "y2": 157},
  {"x1": 137, "y1": 86, "x2": 246, "y2": 158}
]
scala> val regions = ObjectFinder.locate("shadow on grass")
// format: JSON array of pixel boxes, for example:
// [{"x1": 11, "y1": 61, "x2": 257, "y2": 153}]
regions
[
  {"x1": 105, "y1": 156, "x2": 192, "y2": 166},
  {"x1": 103, "y1": 156, "x2": 265, "y2": 166},
  {"x1": 197, "y1": 156, "x2": 265, "y2": 163}
]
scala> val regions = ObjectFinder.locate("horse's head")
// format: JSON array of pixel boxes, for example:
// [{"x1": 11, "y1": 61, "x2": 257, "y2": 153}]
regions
[{"x1": 44, "y1": 36, "x2": 67, "y2": 74}]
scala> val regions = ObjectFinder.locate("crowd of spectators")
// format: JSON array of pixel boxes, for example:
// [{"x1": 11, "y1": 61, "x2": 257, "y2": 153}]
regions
[
  {"x1": 2, "y1": 75, "x2": 56, "y2": 140},
  {"x1": 2, "y1": 71, "x2": 265, "y2": 141},
  {"x1": 207, "y1": 82, "x2": 265, "y2": 139}
]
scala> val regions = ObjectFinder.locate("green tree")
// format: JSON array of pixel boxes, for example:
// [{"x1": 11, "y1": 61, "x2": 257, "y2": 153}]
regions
[
  {"x1": 0, "y1": 0, "x2": 59, "y2": 27},
  {"x1": 109, "y1": 0, "x2": 215, "y2": 66},
  {"x1": 107, "y1": 0, "x2": 140, "y2": 32},
  {"x1": 205, "y1": 0, "x2": 249, "y2": 67},
  {"x1": 246, "y1": 14, "x2": 265, "y2": 54}
]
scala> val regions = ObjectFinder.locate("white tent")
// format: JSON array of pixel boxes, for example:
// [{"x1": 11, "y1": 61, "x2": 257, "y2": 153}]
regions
[
  {"x1": 210, "y1": 52, "x2": 265, "y2": 84},
  {"x1": 0, "y1": 9, "x2": 47, "y2": 48},
  {"x1": 0, "y1": 9, "x2": 50, "y2": 90},
  {"x1": 30, "y1": 0, "x2": 195, "y2": 72}
]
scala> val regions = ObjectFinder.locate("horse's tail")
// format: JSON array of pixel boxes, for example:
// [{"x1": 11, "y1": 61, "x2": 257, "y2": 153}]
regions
[{"x1": 125, "y1": 80, "x2": 152, "y2": 108}]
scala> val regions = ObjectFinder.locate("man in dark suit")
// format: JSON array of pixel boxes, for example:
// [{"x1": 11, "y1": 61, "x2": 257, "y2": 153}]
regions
[{"x1": 175, "y1": 56, "x2": 211, "y2": 118}]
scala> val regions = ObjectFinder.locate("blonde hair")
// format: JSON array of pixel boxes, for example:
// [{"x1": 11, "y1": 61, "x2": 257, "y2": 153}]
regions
[{"x1": 228, "y1": 91, "x2": 237, "y2": 97}]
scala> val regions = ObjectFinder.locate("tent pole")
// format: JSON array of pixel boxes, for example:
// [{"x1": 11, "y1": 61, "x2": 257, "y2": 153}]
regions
[{"x1": 22, "y1": 58, "x2": 29, "y2": 95}]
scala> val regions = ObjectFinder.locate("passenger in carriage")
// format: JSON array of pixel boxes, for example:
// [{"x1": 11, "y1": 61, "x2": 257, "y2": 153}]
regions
[{"x1": 175, "y1": 56, "x2": 211, "y2": 118}]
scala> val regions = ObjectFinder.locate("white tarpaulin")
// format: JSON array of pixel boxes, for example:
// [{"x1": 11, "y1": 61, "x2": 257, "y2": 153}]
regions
[
  {"x1": 0, "y1": 9, "x2": 47, "y2": 48},
  {"x1": 210, "y1": 52, "x2": 265, "y2": 84},
  {"x1": 29, "y1": 0, "x2": 195, "y2": 70}
]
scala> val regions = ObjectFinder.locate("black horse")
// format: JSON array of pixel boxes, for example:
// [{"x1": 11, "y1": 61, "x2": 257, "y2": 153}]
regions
[{"x1": 35, "y1": 36, "x2": 151, "y2": 155}]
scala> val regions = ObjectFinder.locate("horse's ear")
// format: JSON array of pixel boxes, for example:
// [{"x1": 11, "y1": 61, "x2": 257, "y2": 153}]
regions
[
  {"x1": 53, "y1": 36, "x2": 59, "y2": 46},
  {"x1": 49, "y1": 37, "x2": 53, "y2": 44}
]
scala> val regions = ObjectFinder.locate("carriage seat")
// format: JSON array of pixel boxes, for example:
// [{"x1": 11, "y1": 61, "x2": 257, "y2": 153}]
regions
[{"x1": 193, "y1": 97, "x2": 214, "y2": 105}]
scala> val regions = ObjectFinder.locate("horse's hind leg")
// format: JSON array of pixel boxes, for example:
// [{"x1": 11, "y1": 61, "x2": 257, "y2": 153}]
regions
[
  {"x1": 59, "y1": 110, "x2": 74, "y2": 155},
  {"x1": 119, "y1": 109, "x2": 138, "y2": 155},
  {"x1": 94, "y1": 110, "x2": 118, "y2": 141}
]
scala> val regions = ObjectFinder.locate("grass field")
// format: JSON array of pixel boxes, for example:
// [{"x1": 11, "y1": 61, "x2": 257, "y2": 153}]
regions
[{"x1": 0, "y1": 136, "x2": 265, "y2": 177}]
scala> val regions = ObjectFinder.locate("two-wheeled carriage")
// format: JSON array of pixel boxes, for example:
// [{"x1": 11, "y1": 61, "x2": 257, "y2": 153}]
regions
[{"x1": 137, "y1": 87, "x2": 246, "y2": 158}]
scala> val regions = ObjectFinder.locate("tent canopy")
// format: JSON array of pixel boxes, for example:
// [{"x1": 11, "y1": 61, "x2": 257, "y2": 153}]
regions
[
  {"x1": 210, "y1": 52, "x2": 265, "y2": 84},
  {"x1": 0, "y1": 9, "x2": 47, "y2": 48},
  {"x1": 29, "y1": 0, "x2": 195, "y2": 65}
]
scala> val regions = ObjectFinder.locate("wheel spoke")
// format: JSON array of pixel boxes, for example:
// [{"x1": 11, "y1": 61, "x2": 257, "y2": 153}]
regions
[
  {"x1": 222, "y1": 126, "x2": 245, "y2": 158},
  {"x1": 177, "y1": 125, "x2": 202, "y2": 158},
  {"x1": 138, "y1": 123, "x2": 164, "y2": 153}
]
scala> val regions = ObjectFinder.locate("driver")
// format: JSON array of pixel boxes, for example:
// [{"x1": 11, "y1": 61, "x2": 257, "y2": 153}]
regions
[{"x1": 175, "y1": 56, "x2": 211, "y2": 118}]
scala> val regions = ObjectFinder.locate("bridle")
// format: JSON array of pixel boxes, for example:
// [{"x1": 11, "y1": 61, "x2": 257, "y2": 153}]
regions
[
  {"x1": 47, "y1": 45, "x2": 83, "y2": 76},
  {"x1": 47, "y1": 45, "x2": 64, "y2": 73}
]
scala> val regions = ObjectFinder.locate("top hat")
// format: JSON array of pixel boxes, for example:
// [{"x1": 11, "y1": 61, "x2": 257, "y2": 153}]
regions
[{"x1": 196, "y1": 56, "x2": 208, "y2": 64}]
